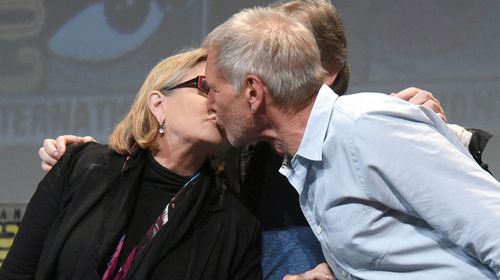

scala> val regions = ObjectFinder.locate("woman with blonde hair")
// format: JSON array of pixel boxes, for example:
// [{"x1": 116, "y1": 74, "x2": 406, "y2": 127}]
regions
[{"x1": 0, "y1": 48, "x2": 260, "y2": 280}]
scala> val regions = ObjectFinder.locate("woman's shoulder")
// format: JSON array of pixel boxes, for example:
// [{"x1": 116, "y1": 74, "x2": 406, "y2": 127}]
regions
[
  {"x1": 67, "y1": 142, "x2": 111, "y2": 162},
  {"x1": 63, "y1": 142, "x2": 124, "y2": 171},
  {"x1": 201, "y1": 160, "x2": 259, "y2": 229},
  {"x1": 53, "y1": 142, "x2": 127, "y2": 188},
  {"x1": 219, "y1": 190, "x2": 260, "y2": 229}
]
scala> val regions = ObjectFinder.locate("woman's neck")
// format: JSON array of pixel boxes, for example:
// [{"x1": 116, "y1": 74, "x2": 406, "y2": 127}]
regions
[{"x1": 152, "y1": 137, "x2": 210, "y2": 177}]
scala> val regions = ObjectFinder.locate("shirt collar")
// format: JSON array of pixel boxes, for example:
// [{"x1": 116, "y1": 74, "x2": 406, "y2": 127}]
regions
[{"x1": 294, "y1": 84, "x2": 338, "y2": 161}]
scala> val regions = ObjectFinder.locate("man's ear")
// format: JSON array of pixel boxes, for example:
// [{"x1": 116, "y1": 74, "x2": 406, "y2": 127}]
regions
[
  {"x1": 245, "y1": 74, "x2": 266, "y2": 114},
  {"x1": 325, "y1": 71, "x2": 339, "y2": 87},
  {"x1": 148, "y1": 90, "x2": 165, "y2": 123},
  {"x1": 325, "y1": 66, "x2": 340, "y2": 88}
]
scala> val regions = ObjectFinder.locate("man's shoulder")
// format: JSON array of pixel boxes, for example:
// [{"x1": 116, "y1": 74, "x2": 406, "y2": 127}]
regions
[
  {"x1": 334, "y1": 92, "x2": 421, "y2": 124},
  {"x1": 336, "y1": 92, "x2": 392, "y2": 114}
]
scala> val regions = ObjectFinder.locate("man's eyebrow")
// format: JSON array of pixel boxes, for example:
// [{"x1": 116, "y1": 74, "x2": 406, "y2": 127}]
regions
[{"x1": 205, "y1": 77, "x2": 215, "y2": 88}]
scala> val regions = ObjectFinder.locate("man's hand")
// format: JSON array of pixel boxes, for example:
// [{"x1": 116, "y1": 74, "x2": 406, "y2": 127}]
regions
[
  {"x1": 392, "y1": 87, "x2": 447, "y2": 122},
  {"x1": 39, "y1": 135, "x2": 96, "y2": 172},
  {"x1": 282, "y1": 263, "x2": 335, "y2": 280}
]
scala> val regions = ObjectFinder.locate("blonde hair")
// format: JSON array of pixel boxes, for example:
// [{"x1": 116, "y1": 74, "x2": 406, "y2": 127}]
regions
[
  {"x1": 273, "y1": 0, "x2": 349, "y2": 94},
  {"x1": 203, "y1": 7, "x2": 326, "y2": 111},
  {"x1": 109, "y1": 48, "x2": 208, "y2": 154}
]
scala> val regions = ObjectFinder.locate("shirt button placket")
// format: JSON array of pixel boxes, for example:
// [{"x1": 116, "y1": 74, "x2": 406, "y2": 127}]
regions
[{"x1": 316, "y1": 226, "x2": 322, "y2": 235}]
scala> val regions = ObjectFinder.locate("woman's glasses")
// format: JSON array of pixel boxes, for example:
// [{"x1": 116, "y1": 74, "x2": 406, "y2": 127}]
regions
[{"x1": 160, "y1": 75, "x2": 210, "y2": 96}]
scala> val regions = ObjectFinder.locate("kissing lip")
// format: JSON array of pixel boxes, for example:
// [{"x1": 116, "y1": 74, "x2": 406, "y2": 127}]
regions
[
  {"x1": 207, "y1": 115, "x2": 225, "y2": 131},
  {"x1": 207, "y1": 115, "x2": 217, "y2": 124}
]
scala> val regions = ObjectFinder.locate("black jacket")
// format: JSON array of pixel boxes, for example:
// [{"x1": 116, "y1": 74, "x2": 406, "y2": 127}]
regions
[{"x1": 0, "y1": 143, "x2": 261, "y2": 280}]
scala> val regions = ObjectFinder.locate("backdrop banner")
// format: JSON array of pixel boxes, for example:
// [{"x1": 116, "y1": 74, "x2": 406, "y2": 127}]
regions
[{"x1": 0, "y1": 203, "x2": 26, "y2": 267}]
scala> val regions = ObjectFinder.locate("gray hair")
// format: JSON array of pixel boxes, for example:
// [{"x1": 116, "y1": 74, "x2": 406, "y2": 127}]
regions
[{"x1": 203, "y1": 7, "x2": 326, "y2": 110}]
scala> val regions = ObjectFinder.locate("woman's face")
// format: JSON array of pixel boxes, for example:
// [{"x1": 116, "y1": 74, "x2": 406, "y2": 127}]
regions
[{"x1": 162, "y1": 61, "x2": 226, "y2": 153}]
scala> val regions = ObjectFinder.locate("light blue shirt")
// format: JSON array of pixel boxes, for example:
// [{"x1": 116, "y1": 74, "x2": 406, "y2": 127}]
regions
[{"x1": 280, "y1": 85, "x2": 500, "y2": 280}]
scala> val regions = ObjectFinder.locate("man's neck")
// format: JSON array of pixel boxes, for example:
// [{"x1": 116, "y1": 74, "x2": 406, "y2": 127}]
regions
[{"x1": 260, "y1": 96, "x2": 316, "y2": 156}]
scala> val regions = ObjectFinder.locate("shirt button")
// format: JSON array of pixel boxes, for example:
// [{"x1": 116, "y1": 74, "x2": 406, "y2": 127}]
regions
[
  {"x1": 342, "y1": 270, "x2": 348, "y2": 278},
  {"x1": 316, "y1": 227, "x2": 322, "y2": 234}
]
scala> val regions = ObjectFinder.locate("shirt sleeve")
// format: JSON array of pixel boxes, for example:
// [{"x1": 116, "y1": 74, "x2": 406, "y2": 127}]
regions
[
  {"x1": 354, "y1": 106, "x2": 500, "y2": 277},
  {"x1": 0, "y1": 146, "x2": 79, "y2": 279},
  {"x1": 446, "y1": 124, "x2": 473, "y2": 148}
]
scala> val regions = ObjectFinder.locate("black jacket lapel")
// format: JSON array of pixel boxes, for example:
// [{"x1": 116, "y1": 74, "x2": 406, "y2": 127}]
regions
[{"x1": 91, "y1": 149, "x2": 147, "y2": 276}]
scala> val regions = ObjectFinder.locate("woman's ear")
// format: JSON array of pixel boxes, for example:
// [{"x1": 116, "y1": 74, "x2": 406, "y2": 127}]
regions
[{"x1": 148, "y1": 90, "x2": 165, "y2": 123}]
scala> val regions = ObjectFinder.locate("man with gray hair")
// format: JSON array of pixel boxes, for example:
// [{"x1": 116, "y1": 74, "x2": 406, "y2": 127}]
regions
[{"x1": 203, "y1": 6, "x2": 500, "y2": 280}]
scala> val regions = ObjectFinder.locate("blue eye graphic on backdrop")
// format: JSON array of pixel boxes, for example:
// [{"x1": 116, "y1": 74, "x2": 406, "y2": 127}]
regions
[{"x1": 49, "y1": 1, "x2": 164, "y2": 61}]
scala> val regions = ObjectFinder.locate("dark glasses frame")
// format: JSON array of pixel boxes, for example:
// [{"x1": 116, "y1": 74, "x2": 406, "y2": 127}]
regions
[{"x1": 160, "y1": 75, "x2": 210, "y2": 96}]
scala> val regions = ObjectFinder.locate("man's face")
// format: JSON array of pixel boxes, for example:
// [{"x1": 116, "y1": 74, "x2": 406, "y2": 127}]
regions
[{"x1": 205, "y1": 51, "x2": 258, "y2": 147}]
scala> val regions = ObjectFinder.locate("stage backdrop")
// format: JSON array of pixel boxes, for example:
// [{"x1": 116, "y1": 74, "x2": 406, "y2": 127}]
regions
[{"x1": 1, "y1": 0, "x2": 499, "y2": 265}]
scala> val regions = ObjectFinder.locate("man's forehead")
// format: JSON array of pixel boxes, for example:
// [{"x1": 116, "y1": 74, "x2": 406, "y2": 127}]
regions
[
  {"x1": 206, "y1": 50, "x2": 218, "y2": 67},
  {"x1": 205, "y1": 52, "x2": 227, "y2": 87},
  {"x1": 204, "y1": 52, "x2": 217, "y2": 81}
]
